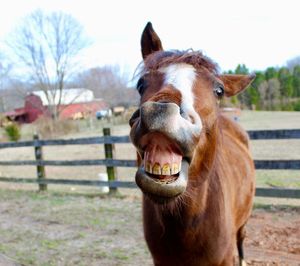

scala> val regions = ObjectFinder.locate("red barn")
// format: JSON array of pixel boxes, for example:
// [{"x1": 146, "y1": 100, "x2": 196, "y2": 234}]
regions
[
  {"x1": 59, "y1": 100, "x2": 109, "y2": 120},
  {"x1": 4, "y1": 93, "x2": 109, "y2": 123},
  {"x1": 4, "y1": 94, "x2": 49, "y2": 123}
]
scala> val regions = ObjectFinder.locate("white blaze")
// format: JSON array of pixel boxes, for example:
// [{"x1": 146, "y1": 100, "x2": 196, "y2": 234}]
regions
[{"x1": 160, "y1": 63, "x2": 202, "y2": 129}]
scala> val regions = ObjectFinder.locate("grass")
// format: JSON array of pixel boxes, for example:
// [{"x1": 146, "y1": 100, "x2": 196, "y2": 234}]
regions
[
  {"x1": 238, "y1": 110, "x2": 300, "y2": 130},
  {"x1": 0, "y1": 188, "x2": 299, "y2": 265},
  {"x1": 255, "y1": 170, "x2": 300, "y2": 188},
  {"x1": 0, "y1": 189, "x2": 151, "y2": 266},
  {"x1": 253, "y1": 201, "x2": 300, "y2": 211}
]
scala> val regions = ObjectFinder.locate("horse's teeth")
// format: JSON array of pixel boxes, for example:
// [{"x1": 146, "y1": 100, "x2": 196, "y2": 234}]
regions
[
  {"x1": 145, "y1": 162, "x2": 152, "y2": 173},
  {"x1": 171, "y1": 163, "x2": 180, "y2": 175},
  {"x1": 162, "y1": 164, "x2": 171, "y2": 175},
  {"x1": 144, "y1": 161, "x2": 182, "y2": 175},
  {"x1": 152, "y1": 163, "x2": 161, "y2": 175}
]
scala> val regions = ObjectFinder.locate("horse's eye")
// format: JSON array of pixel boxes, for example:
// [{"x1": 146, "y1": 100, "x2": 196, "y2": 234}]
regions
[
  {"x1": 137, "y1": 77, "x2": 146, "y2": 95},
  {"x1": 214, "y1": 84, "x2": 225, "y2": 98}
]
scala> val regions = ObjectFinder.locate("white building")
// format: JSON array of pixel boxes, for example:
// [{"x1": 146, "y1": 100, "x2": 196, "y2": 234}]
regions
[{"x1": 32, "y1": 88, "x2": 94, "y2": 106}]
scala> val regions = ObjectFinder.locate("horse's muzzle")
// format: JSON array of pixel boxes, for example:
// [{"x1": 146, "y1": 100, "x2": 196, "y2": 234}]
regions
[
  {"x1": 129, "y1": 101, "x2": 202, "y2": 201},
  {"x1": 130, "y1": 101, "x2": 202, "y2": 157}
]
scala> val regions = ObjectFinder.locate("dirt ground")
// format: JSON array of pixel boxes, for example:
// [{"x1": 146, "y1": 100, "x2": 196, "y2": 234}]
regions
[
  {"x1": 245, "y1": 206, "x2": 300, "y2": 265},
  {"x1": 0, "y1": 189, "x2": 299, "y2": 266}
]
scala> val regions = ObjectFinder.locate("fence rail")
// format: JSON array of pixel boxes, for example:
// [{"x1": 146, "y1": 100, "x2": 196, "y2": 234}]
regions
[
  {"x1": 0, "y1": 128, "x2": 299, "y2": 198},
  {"x1": 0, "y1": 136, "x2": 131, "y2": 148},
  {"x1": 0, "y1": 159, "x2": 137, "y2": 167},
  {"x1": 0, "y1": 159, "x2": 299, "y2": 169},
  {"x1": 247, "y1": 129, "x2": 300, "y2": 139}
]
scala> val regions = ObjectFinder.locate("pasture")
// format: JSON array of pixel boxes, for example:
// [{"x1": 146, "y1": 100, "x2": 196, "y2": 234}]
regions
[
  {"x1": 0, "y1": 110, "x2": 300, "y2": 265},
  {"x1": 0, "y1": 190, "x2": 299, "y2": 266}
]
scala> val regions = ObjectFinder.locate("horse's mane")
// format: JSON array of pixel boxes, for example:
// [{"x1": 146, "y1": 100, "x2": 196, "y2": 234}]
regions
[{"x1": 142, "y1": 50, "x2": 220, "y2": 75}]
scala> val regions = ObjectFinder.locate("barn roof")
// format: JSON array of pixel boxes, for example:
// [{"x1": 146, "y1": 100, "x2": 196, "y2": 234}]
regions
[
  {"x1": 59, "y1": 100, "x2": 108, "y2": 119},
  {"x1": 32, "y1": 88, "x2": 95, "y2": 106},
  {"x1": 4, "y1": 108, "x2": 26, "y2": 117}
]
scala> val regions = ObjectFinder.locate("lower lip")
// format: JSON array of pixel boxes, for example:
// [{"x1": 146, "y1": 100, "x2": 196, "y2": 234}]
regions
[{"x1": 135, "y1": 160, "x2": 189, "y2": 198}]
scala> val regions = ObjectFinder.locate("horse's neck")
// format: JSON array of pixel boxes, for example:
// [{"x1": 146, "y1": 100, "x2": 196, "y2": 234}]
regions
[{"x1": 182, "y1": 123, "x2": 224, "y2": 223}]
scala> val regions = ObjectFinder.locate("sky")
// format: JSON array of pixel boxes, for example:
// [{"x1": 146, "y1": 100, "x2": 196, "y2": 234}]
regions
[{"x1": 1, "y1": 0, "x2": 300, "y2": 79}]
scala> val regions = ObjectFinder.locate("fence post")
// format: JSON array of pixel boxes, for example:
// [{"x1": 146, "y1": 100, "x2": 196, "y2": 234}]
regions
[
  {"x1": 103, "y1": 128, "x2": 118, "y2": 194},
  {"x1": 33, "y1": 134, "x2": 47, "y2": 191}
]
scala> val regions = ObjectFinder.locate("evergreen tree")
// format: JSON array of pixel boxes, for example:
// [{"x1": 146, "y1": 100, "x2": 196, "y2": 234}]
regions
[
  {"x1": 278, "y1": 67, "x2": 290, "y2": 107},
  {"x1": 235, "y1": 64, "x2": 249, "y2": 74},
  {"x1": 234, "y1": 64, "x2": 251, "y2": 108},
  {"x1": 292, "y1": 66, "x2": 300, "y2": 97},
  {"x1": 249, "y1": 72, "x2": 265, "y2": 109},
  {"x1": 265, "y1": 67, "x2": 278, "y2": 80}
]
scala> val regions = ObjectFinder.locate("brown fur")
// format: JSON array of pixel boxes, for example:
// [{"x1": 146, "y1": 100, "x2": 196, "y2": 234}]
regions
[
  {"x1": 131, "y1": 23, "x2": 256, "y2": 266},
  {"x1": 142, "y1": 50, "x2": 219, "y2": 75}
]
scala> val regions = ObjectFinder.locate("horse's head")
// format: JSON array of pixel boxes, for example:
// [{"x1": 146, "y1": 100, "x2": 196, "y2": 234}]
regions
[{"x1": 130, "y1": 22, "x2": 254, "y2": 202}]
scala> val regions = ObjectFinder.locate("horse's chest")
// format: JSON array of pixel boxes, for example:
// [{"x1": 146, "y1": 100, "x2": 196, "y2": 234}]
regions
[{"x1": 145, "y1": 216, "x2": 232, "y2": 265}]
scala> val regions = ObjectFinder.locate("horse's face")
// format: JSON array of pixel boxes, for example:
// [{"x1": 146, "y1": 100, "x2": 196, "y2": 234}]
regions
[{"x1": 130, "y1": 23, "x2": 254, "y2": 202}]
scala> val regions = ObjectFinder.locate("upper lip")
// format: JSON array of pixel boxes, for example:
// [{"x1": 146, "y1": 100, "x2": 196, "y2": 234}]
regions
[{"x1": 139, "y1": 133, "x2": 184, "y2": 159}]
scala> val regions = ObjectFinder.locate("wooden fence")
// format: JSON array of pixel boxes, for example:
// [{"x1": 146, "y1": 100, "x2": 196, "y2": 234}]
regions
[{"x1": 0, "y1": 128, "x2": 299, "y2": 198}]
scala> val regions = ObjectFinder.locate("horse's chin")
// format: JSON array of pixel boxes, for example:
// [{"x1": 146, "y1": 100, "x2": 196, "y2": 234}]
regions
[{"x1": 135, "y1": 160, "x2": 189, "y2": 203}]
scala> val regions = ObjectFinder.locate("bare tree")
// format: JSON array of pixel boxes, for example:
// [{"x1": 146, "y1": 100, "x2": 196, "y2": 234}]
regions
[
  {"x1": 0, "y1": 54, "x2": 13, "y2": 112},
  {"x1": 258, "y1": 79, "x2": 280, "y2": 110},
  {"x1": 5, "y1": 9, "x2": 90, "y2": 119},
  {"x1": 258, "y1": 80, "x2": 268, "y2": 110},
  {"x1": 74, "y1": 65, "x2": 139, "y2": 107},
  {"x1": 268, "y1": 78, "x2": 281, "y2": 110},
  {"x1": 0, "y1": 82, "x2": 27, "y2": 112}
]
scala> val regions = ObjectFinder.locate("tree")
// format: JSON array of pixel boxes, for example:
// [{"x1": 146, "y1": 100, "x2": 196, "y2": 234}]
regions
[
  {"x1": 292, "y1": 65, "x2": 300, "y2": 97},
  {"x1": 267, "y1": 78, "x2": 281, "y2": 110},
  {"x1": 235, "y1": 64, "x2": 249, "y2": 74},
  {"x1": 5, "y1": 9, "x2": 90, "y2": 119},
  {"x1": 278, "y1": 67, "x2": 290, "y2": 106},
  {"x1": 0, "y1": 56, "x2": 11, "y2": 88},
  {"x1": 0, "y1": 81, "x2": 27, "y2": 112},
  {"x1": 265, "y1": 67, "x2": 278, "y2": 80},
  {"x1": 234, "y1": 64, "x2": 251, "y2": 108},
  {"x1": 247, "y1": 86, "x2": 260, "y2": 109},
  {"x1": 258, "y1": 80, "x2": 268, "y2": 110},
  {"x1": 258, "y1": 78, "x2": 280, "y2": 110},
  {"x1": 0, "y1": 54, "x2": 13, "y2": 112},
  {"x1": 249, "y1": 71, "x2": 265, "y2": 109},
  {"x1": 74, "y1": 65, "x2": 139, "y2": 107}
]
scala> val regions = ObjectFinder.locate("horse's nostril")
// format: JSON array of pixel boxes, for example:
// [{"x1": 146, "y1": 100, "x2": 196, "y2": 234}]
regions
[
  {"x1": 179, "y1": 108, "x2": 196, "y2": 124},
  {"x1": 129, "y1": 109, "x2": 140, "y2": 126},
  {"x1": 188, "y1": 114, "x2": 195, "y2": 124},
  {"x1": 158, "y1": 100, "x2": 170, "y2": 104},
  {"x1": 179, "y1": 107, "x2": 184, "y2": 116}
]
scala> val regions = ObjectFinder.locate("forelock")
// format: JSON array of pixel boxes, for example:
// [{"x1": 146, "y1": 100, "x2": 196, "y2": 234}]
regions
[{"x1": 142, "y1": 50, "x2": 220, "y2": 75}]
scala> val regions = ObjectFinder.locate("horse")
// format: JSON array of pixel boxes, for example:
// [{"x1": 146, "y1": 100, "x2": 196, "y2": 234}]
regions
[{"x1": 129, "y1": 22, "x2": 256, "y2": 266}]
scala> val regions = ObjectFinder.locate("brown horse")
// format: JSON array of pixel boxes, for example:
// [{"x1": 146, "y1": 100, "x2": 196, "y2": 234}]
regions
[{"x1": 129, "y1": 22, "x2": 256, "y2": 266}]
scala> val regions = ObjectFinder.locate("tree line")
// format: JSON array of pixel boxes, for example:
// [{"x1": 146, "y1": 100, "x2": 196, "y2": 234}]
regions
[{"x1": 224, "y1": 63, "x2": 300, "y2": 111}]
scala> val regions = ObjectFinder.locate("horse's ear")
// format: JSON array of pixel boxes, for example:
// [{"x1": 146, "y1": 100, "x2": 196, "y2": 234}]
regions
[
  {"x1": 141, "y1": 22, "x2": 163, "y2": 59},
  {"x1": 219, "y1": 74, "x2": 256, "y2": 97}
]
